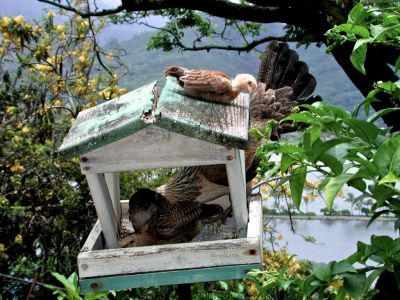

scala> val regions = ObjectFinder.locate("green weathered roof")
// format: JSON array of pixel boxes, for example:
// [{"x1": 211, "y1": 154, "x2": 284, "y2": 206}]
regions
[
  {"x1": 157, "y1": 77, "x2": 249, "y2": 149},
  {"x1": 59, "y1": 77, "x2": 249, "y2": 157}
]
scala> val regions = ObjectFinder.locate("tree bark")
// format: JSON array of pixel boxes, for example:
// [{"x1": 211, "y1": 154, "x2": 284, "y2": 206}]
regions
[{"x1": 331, "y1": 42, "x2": 399, "y2": 131}]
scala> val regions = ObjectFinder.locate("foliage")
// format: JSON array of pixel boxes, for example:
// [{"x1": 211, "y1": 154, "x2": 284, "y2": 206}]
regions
[
  {"x1": 327, "y1": 1, "x2": 400, "y2": 75},
  {"x1": 252, "y1": 1, "x2": 400, "y2": 298},
  {"x1": 0, "y1": 3, "x2": 128, "y2": 297},
  {"x1": 48, "y1": 272, "x2": 111, "y2": 300},
  {"x1": 248, "y1": 236, "x2": 400, "y2": 299}
]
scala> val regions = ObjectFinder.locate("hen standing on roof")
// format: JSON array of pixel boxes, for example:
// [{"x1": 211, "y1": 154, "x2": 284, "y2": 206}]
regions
[{"x1": 164, "y1": 66, "x2": 257, "y2": 104}]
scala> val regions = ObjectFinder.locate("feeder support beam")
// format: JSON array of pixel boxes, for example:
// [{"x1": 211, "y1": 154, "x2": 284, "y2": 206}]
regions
[
  {"x1": 105, "y1": 172, "x2": 122, "y2": 227},
  {"x1": 85, "y1": 173, "x2": 119, "y2": 248},
  {"x1": 226, "y1": 148, "x2": 248, "y2": 237}
]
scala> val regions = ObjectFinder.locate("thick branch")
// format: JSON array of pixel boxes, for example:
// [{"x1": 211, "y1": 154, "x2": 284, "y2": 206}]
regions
[
  {"x1": 120, "y1": 0, "x2": 297, "y2": 24},
  {"x1": 331, "y1": 42, "x2": 400, "y2": 131},
  {"x1": 178, "y1": 36, "x2": 292, "y2": 52},
  {"x1": 38, "y1": 0, "x2": 124, "y2": 17},
  {"x1": 40, "y1": 0, "x2": 313, "y2": 26}
]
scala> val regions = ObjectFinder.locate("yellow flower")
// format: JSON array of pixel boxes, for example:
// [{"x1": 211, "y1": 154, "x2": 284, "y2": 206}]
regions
[
  {"x1": 106, "y1": 53, "x2": 113, "y2": 60},
  {"x1": 11, "y1": 136, "x2": 21, "y2": 142},
  {"x1": 277, "y1": 233, "x2": 283, "y2": 240},
  {"x1": 10, "y1": 161, "x2": 24, "y2": 173},
  {"x1": 78, "y1": 55, "x2": 87, "y2": 63},
  {"x1": 47, "y1": 11, "x2": 56, "y2": 18},
  {"x1": 0, "y1": 47, "x2": 5, "y2": 55},
  {"x1": 1, "y1": 197, "x2": 9, "y2": 206},
  {"x1": 329, "y1": 278, "x2": 344, "y2": 289},
  {"x1": 53, "y1": 99, "x2": 62, "y2": 107},
  {"x1": 1, "y1": 17, "x2": 11, "y2": 27},
  {"x1": 35, "y1": 64, "x2": 53, "y2": 72},
  {"x1": 55, "y1": 25, "x2": 65, "y2": 33},
  {"x1": 14, "y1": 15, "x2": 25, "y2": 25},
  {"x1": 118, "y1": 88, "x2": 128, "y2": 95},
  {"x1": 0, "y1": 243, "x2": 4, "y2": 251},
  {"x1": 21, "y1": 126, "x2": 30, "y2": 134},
  {"x1": 45, "y1": 139, "x2": 54, "y2": 146},
  {"x1": 14, "y1": 234, "x2": 23, "y2": 245},
  {"x1": 5, "y1": 106, "x2": 17, "y2": 115}
]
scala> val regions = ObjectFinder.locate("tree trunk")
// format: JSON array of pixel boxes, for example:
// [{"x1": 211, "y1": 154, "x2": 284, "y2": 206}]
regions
[{"x1": 330, "y1": 42, "x2": 399, "y2": 131}]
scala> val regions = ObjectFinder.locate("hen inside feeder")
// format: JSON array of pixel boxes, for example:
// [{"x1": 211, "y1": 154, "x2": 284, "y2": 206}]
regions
[{"x1": 58, "y1": 77, "x2": 263, "y2": 292}]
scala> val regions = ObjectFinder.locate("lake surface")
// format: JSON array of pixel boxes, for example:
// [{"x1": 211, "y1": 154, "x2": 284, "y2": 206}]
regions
[{"x1": 265, "y1": 218, "x2": 398, "y2": 263}]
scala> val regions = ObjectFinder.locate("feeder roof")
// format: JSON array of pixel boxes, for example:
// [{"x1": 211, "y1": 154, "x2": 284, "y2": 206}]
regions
[{"x1": 59, "y1": 77, "x2": 249, "y2": 157}]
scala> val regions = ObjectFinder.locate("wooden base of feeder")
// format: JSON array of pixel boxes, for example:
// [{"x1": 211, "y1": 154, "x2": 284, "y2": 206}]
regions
[{"x1": 78, "y1": 196, "x2": 263, "y2": 292}]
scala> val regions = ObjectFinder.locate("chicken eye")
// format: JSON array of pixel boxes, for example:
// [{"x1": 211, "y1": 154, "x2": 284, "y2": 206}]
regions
[{"x1": 248, "y1": 81, "x2": 252, "y2": 85}]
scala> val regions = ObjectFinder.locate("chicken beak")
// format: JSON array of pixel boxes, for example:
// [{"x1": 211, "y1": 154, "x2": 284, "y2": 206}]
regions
[{"x1": 247, "y1": 84, "x2": 256, "y2": 94}]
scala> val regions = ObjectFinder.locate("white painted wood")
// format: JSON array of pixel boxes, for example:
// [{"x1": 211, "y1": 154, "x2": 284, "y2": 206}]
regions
[
  {"x1": 79, "y1": 196, "x2": 263, "y2": 278},
  {"x1": 85, "y1": 173, "x2": 119, "y2": 249},
  {"x1": 247, "y1": 196, "x2": 262, "y2": 238},
  {"x1": 105, "y1": 173, "x2": 121, "y2": 225},
  {"x1": 226, "y1": 148, "x2": 248, "y2": 236},
  {"x1": 81, "y1": 220, "x2": 103, "y2": 252},
  {"x1": 78, "y1": 237, "x2": 260, "y2": 278},
  {"x1": 247, "y1": 196, "x2": 263, "y2": 265},
  {"x1": 80, "y1": 126, "x2": 232, "y2": 174}
]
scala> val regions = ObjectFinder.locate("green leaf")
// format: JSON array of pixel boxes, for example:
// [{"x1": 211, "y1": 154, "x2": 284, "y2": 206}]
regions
[
  {"x1": 371, "y1": 24, "x2": 400, "y2": 42},
  {"x1": 373, "y1": 134, "x2": 400, "y2": 177},
  {"x1": 219, "y1": 281, "x2": 228, "y2": 290},
  {"x1": 372, "y1": 183, "x2": 397, "y2": 207},
  {"x1": 280, "y1": 154, "x2": 295, "y2": 173},
  {"x1": 364, "y1": 269, "x2": 382, "y2": 293},
  {"x1": 371, "y1": 235, "x2": 393, "y2": 251},
  {"x1": 348, "y1": 3, "x2": 367, "y2": 25},
  {"x1": 275, "y1": 144, "x2": 303, "y2": 154},
  {"x1": 282, "y1": 112, "x2": 314, "y2": 124},
  {"x1": 344, "y1": 119, "x2": 381, "y2": 144},
  {"x1": 331, "y1": 261, "x2": 356, "y2": 275},
  {"x1": 289, "y1": 166, "x2": 307, "y2": 209},
  {"x1": 334, "y1": 24, "x2": 370, "y2": 38},
  {"x1": 346, "y1": 251, "x2": 363, "y2": 265},
  {"x1": 323, "y1": 174, "x2": 352, "y2": 210},
  {"x1": 299, "y1": 103, "x2": 326, "y2": 116},
  {"x1": 311, "y1": 138, "x2": 349, "y2": 162},
  {"x1": 343, "y1": 273, "x2": 367, "y2": 300},
  {"x1": 379, "y1": 171, "x2": 400, "y2": 184},
  {"x1": 319, "y1": 153, "x2": 343, "y2": 175},
  {"x1": 367, "y1": 107, "x2": 400, "y2": 123},
  {"x1": 301, "y1": 275, "x2": 321, "y2": 296},
  {"x1": 323, "y1": 105, "x2": 350, "y2": 119},
  {"x1": 347, "y1": 177, "x2": 366, "y2": 192},
  {"x1": 312, "y1": 263, "x2": 331, "y2": 281},
  {"x1": 51, "y1": 272, "x2": 78, "y2": 299},
  {"x1": 367, "y1": 210, "x2": 391, "y2": 228},
  {"x1": 395, "y1": 56, "x2": 400, "y2": 74},
  {"x1": 350, "y1": 42, "x2": 367, "y2": 74}
]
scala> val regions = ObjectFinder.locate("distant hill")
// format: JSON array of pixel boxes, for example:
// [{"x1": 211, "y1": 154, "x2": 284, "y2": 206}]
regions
[
  {"x1": 1, "y1": 3, "x2": 363, "y2": 111},
  {"x1": 115, "y1": 31, "x2": 363, "y2": 111}
]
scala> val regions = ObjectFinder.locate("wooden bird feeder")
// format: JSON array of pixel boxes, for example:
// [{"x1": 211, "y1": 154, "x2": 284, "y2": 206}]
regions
[{"x1": 59, "y1": 77, "x2": 263, "y2": 292}]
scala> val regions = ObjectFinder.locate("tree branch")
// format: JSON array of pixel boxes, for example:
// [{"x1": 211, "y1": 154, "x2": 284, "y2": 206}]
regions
[
  {"x1": 39, "y1": 0, "x2": 306, "y2": 25},
  {"x1": 38, "y1": 0, "x2": 124, "y2": 17}
]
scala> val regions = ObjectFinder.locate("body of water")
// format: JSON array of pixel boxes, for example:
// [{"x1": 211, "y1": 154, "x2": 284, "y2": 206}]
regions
[{"x1": 265, "y1": 218, "x2": 398, "y2": 263}]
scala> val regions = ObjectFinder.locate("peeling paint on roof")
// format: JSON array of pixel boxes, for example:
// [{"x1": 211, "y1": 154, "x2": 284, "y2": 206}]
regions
[{"x1": 59, "y1": 77, "x2": 249, "y2": 157}]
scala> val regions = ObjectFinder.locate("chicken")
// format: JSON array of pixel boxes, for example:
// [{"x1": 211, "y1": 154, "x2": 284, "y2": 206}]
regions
[
  {"x1": 126, "y1": 41, "x2": 318, "y2": 246},
  {"x1": 120, "y1": 201, "x2": 223, "y2": 247},
  {"x1": 164, "y1": 66, "x2": 257, "y2": 104}
]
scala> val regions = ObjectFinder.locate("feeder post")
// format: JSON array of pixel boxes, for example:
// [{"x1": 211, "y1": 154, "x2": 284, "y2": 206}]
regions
[
  {"x1": 105, "y1": 172, "x2": 121, "y2": 225},
  {"x1": 85, "y1": 173, "x2": 119, "y2": 248},
  {"x1": 226, "y1": 148, "x2": 248, "y2": 237}
]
